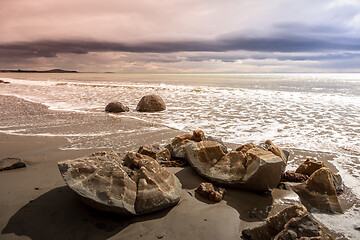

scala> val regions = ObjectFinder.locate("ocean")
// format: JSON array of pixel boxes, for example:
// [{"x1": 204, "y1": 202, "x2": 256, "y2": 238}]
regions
[{"x1": 1, "y1": 72, "x2": 360, "y2": 238}]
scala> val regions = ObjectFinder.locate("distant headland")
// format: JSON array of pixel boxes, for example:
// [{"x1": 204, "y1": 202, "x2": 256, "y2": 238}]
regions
[{"x1": 0, "y1": 69, "x2": 78, "y2": 73}]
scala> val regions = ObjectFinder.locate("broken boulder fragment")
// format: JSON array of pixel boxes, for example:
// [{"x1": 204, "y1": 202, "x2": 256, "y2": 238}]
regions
[
  {"x1": 195, "y1": 182, "x2": 225, "y2": 202},
  {"x1": 138, "y1": 143, "x2": 171, "y2": 163},
  {"x1": 295, "y1": 158, "x2": 325, "y2": 177},
  {"x1": 292, "y1": 167, "x2": 343, "y2": 213},
  {"x1": 58, "y1": 151, "x2": 182, "y2": 215},
  {"x1": 185, "y1": 141, "x2": 284, "y2": 191},
  {"x1": 242, "y1": 205, "x2": 333, "y2": 240}
]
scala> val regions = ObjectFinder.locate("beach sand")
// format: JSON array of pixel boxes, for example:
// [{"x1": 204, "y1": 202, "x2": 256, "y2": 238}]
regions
[{"x1": 0, "y1": 96, "x2": 346, "y2": 240}]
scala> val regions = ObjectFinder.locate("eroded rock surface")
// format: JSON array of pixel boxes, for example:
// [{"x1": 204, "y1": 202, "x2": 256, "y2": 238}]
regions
[
  {"x1": 185, "y1": 141, "x2": 284, "y2": 191},
  {"x1": 292, "y1": 167, "x2": 343, "y2": 213},
  {"x1": 138, "y1": 143, "x2": 171, "y2": 163},
  {"x1": 136, "y1": 95, "x2": 166, "y2": 112},
  {"x1": 296, "y1": 158, "x2": 325, "y2": 177},
  {"x1": 58, "y1": 151, "x2": 182, "y2": 215},
  {"x1": 260, "y1": 139, "x2": 288, "y2": 170},
  {"x1": 0, "y1": 157, "x2": 26, "y2": 171},
  {"x1": 105, "y1": 101, "x2": 129, "y2": 113},
  {"x1": 242, "y1": 205, "x2": 333, "y2": 240},
  {"x1": 195, "y1": 182, "x2": 225, "y2": 202}
]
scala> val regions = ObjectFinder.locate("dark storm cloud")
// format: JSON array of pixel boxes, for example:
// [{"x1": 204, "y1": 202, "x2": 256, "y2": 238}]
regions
[{"x1": 1, "y1": 33, "x2": 360, "y2": 60}]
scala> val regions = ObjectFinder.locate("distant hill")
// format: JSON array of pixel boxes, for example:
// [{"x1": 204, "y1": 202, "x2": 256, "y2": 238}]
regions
[{"x1": 0, "y1": 69, "x2": 78, "y2": 73}]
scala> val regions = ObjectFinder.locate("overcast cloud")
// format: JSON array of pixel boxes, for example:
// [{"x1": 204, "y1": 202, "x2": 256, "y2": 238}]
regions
[{"x1": 1, "y1": 0, "x2": 360, "y2": 72}]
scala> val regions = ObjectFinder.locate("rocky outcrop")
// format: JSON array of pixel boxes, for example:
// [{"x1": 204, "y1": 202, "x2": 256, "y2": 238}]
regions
[
  {"x1": 58, "y1": 151, "x2": 182, "y2": 215},
  {"x1": 242, "y1": 205, "x2": 333, "y2": 240},
  {"x1": 0, "y1": 157, "x2": 26, "y2": 171},
  {"x1": 195, "y1": 182, "x2": 225, "y2": 202},
  {"x1": 105, "y1": 101, "x2": 129, "y2": 113},
  {"x1": 185, "y1": 141, "x2": 284, "y2": 191},
  {"x1": 292, "y1": 167, "x2": 342, "y2": 213},
  {"x1": 295, "y1": 158, "x2": 325, "y2": 176},
  {"x1": 136, "y1": 95, "x2": 166, "y2": 112}
]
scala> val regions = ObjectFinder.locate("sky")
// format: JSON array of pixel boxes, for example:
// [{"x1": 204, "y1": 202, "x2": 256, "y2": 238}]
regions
[{"x1": 1, "y1": 0, "x2": 360, "y2": 73}]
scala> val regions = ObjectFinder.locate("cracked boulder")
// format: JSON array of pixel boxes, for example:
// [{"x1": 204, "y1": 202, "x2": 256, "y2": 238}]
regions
[
  {"x1": 185, "y1": 141, "x2": 284, "y2": 191},
  {"x1": 292, "y1": 167, "x2": 343, "y2": 213},
  {"x1": 58, "y1": 151, "x2": 182, "y2": 215}
]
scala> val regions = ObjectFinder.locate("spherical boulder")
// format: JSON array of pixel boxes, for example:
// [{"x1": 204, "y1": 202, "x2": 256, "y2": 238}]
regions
[
  {"x1": 105, "y1": 101, "x2": 129, "y2": 113},
  {"x1": 136, "y1": 95, "x2": 166, "y2": 112}
]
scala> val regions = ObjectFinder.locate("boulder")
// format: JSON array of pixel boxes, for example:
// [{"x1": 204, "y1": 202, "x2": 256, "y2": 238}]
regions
[
  {"x1": 185, "y1": 141, "x2": 284, "y2": 191},
  {"x1": 58, "y1": 151, "x2": 182, "y2": 215},
  {"x1": 292, "y1": 167, "x2": 343, "y2": 213},
  {"x1": 242, "y1": 205, "x2": 333, "y2": 240},
  {"x1": 136, "y1": 95, "x2": 166, "y2": 112},
  {"x1": 105, "y1": 101, "x2": 129, "y2": 113},
  {"x1": 0, "y1": 157, "x2": 26, "y2": 171},
  {"x1": 195, "y1": 182, "x2": 225, "y2": 202},
  {"x1": 296, "y1": 158, "x2": 325, "y2": 176}
]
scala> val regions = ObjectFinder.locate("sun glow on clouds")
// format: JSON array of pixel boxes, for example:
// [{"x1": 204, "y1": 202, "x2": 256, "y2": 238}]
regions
[{"x1": 1, "y1": 0, "x2": 360, "y2": 72}]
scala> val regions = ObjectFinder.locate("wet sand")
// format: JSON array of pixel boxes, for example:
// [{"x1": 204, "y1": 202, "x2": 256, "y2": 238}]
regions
[{"x1": 0, "y1": 95, "x2": 347, "y2": 239}]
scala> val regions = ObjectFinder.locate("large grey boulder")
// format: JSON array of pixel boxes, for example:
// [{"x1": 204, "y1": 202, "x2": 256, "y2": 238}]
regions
[
  {"x1": 136, "y1": 95, "x2": 166, "y2": 112},
  {"x1": 185, "y1": 141, "x2": 284, "y2": 191},
  {"x1": 58, "y1": 151, "x2": 182, "y2": 215}
]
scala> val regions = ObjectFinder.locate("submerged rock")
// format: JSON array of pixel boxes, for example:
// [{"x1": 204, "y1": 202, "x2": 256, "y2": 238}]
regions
[
  {"x1": 136, "y1": 95, "x2": 166, "y2": 112},
  {"x1": 185, "y1": 141, "x2": 284, "y2": 191},
  {"x1": 58, "y1": 151, "x2": 182, "y2": 215},
  {"x1": 0, "y1": 157, "x2": 26, "y2": 171},
  {"x1": 105, "y1": 101, "x2": 129, "y2": 113},
  {"x1": 242, "y1": 205, "x2": 333, "y2": 240},
  {"x1": 195, "y1": 182, "x2": 225, "y2": 202},
  {"x1": 292, "y1": 167, "x2": 343, "y2": 213}
]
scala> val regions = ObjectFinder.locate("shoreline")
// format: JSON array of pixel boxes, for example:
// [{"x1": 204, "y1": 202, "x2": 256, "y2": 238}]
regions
[{"x1": 0, "y1": 94, "x2": 353, "y2": 239}]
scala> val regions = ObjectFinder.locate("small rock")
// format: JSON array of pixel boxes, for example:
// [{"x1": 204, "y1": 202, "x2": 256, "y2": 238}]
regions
[
  {"x1": 105, "y1": 101, "x2": 129, "y2": 113},
  {"x1": 0, "y1": 157, "x2": 26, "y2": 171},
  {"x1": 136, "y1": 95, "x2": 166, "y2": 112},
  {"x1": 195, "y1": 182, "x2": 225, "y2": 202}
]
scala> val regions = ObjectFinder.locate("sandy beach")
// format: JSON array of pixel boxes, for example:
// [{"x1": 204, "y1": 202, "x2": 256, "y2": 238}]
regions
[{"x1": 1, "y1": 94, "x2": 354, "y2": 240}]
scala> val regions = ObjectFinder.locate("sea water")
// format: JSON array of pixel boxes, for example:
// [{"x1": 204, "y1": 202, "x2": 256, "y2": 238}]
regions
[{"x1": 0, "y1": 72, "x2": 359, "y2": 238}]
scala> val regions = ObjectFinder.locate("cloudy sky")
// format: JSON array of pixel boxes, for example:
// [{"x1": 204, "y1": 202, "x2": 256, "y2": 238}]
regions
[{"x1": 1, "y1": 0, "x2": 360, "y2": 72}]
